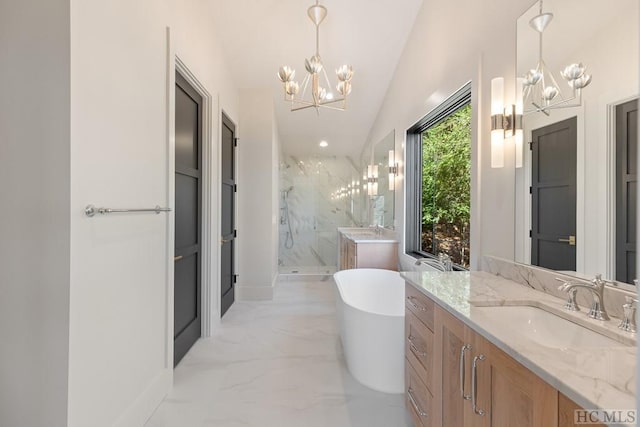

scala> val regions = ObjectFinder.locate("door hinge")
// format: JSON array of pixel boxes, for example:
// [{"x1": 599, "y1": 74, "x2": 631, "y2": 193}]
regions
[
  {"x1": 233, "y1": 274, "x2": 238, "y2": 284},
  {"x1": 234, "y1": 137, "x2": 238, "y2": 147},
  {"x1": 528, "y1": 141, "x2": 533, "y2": 150},
  {"x1": 529, "y1": 186, "x2": 532, "y2": 194},
  {"x1": 529, "y1": 230, "x2": 532, "y2": 238},
  {"x1": 234, "y1": 184, "x2": 237, "y2": 193},
  {"x1": 233, "y1": 229, "x2": 237, "y2": 238}
]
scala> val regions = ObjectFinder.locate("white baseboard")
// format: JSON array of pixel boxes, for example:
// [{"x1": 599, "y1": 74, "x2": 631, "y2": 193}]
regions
[{"x1": 114, "y1": 368, "x2": 172, "y2": 427}]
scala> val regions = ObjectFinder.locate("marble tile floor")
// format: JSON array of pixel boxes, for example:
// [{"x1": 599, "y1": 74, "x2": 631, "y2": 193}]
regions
[{"x1": 146, "y1": 277, "x2": 411, "y2": 427}]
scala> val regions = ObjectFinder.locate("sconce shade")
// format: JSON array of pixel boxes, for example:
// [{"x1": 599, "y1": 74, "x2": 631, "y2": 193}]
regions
[
  {"x1": 491, "y1": 77, "x2": 505, "y2": 168},
  {"x1": 491, "y1": 78, "x2": 504, "y2": 115}
]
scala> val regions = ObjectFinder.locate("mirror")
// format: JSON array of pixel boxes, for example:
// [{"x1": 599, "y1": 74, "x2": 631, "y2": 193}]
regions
[
  {"x1": 515, "y1": 0, "x2": 639, "y2": 285},
  {"x1": 368, "y1": 130, "x2": 396, "y2": 228}
]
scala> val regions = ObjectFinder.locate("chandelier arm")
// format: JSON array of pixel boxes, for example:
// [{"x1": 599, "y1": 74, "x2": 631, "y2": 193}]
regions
[
  {"x1": 321, "y1": 67, "x2": 332, "y2": 94},
  {"x1": 291, "y1": 103, "x2": 347, "y2": 112},
  {"x1": 287, "y1": 96, "x2": 346, "y2": 108},
  {"x1": 525, "y1": 93, "x2": 582, "y2": 115},
  {"x1": 299, "y1": 74, "x2": 311, "y2": 102}
]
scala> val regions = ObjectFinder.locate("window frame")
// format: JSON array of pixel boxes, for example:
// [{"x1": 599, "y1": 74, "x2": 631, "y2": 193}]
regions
[{"x1": 405, "y1": 82, "x2": 472, "y2": 270}]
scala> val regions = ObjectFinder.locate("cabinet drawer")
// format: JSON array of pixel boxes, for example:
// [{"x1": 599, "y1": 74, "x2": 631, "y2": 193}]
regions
[
  {"x1": 405, "y1": 358, "x2": 432, "y2": 427},
  {"x1": 405, "y1": 310, "x2": 434, "y2": 392},
  {"x1": 405, "y1": 284, "x2": 435, "y2": 331}
]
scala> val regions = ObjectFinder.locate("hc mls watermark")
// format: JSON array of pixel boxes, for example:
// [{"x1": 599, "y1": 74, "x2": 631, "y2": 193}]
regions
[{"x1": 575, "y1": 409, "x2": 637, "y2": 425}]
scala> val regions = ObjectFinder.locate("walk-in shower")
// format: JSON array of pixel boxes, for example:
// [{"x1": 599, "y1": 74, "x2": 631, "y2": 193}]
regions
[{"x1": 278, "y1": 156, "x2": 365, "y2": 276}]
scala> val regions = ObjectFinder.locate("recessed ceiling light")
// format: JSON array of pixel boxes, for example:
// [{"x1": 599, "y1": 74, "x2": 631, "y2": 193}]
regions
[{"x1": 319, "y1": 141, "x2": 328, "y2": 148}]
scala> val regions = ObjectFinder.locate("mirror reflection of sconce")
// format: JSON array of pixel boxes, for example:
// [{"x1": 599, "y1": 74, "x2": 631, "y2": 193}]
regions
[
  {"x1": 366, "y1": 164, "x2": 379, "y2": 196},
  {"x1": 490, "y1": 77, "x2": 524, "y2": 168},
  {"x1": 388, "y1": 150, "x2": 398, "y2": 191}
]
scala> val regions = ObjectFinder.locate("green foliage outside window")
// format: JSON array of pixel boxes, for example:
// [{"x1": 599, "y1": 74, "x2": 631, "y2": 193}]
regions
[{"x1": 421, "y1": 104, "x2": 471, "y2": 267}]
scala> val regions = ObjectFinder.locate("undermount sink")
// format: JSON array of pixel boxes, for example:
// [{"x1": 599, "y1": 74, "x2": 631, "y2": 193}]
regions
[{"x1": 471, "y1": 305, "x2": 625, "y2": 349}]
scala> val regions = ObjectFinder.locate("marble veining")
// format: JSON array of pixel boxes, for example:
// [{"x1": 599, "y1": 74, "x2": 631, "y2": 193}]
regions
[
  {"x1": 400, "y1": 270, "x2": 636, "y2": 427},
  {"x1": 337, "y1": 227, "x2": 399, "y2": 244},
  {"x1": 146, "y1": 278, "x2": 411, "y2": 427},
  {"x1": 279, "y1": 155, "x2": 365, "y2": 269},
  {"x1": 482, "y1": 255, "x2": 638, "y2": 320}
]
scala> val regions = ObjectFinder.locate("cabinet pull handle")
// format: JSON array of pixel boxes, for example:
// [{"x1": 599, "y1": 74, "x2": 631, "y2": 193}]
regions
[
  {"x1": 407, "y1": 334, "x2": 427, "y2": 357},
  {"x1": 407, "y1": 387, "x2": 428, "y2": 417},
  {"x1": 459, "y1": 344, "x2": 472, "y2": 400},
  {"x1": 472, "y1": 354, "x2": 486, "y2": 416},
  {"x1": 406, "y1": 296, "x2": 426, "y2": 312}
]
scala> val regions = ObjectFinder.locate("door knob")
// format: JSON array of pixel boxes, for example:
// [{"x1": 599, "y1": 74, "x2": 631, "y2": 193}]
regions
[
  {"x1": 221, "y1": 238, "x2": 230, "y2": 245},
  {"x1": 558, "y1": 235, "x2": 576, "y2": 246}
]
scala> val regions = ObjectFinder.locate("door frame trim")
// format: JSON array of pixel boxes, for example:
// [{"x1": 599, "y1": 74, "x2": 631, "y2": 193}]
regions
[
  {"x1": 606, "y1": 94, "x2": 639, "y2": 284},
  {"x1": 166, "y1": 28, "x2": 217, "y2": 374},
  {"x1": 174, "y1": 58, "x2": 215, "y2": 337}
]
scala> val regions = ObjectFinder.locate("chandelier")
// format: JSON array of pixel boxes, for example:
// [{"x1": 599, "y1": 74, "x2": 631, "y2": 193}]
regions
[
  {"x1": 522, "y1": 0, "x2": 592, "y2": 115},
  {"x1": 277, "y1": 0, "x2": 354, "y2": 113}
]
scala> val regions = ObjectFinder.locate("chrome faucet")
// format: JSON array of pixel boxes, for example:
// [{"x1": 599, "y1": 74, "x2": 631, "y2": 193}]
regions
[
  {"x1": 557, "y1": 274, "x2": 610, "y2": 321},
  {"x1": 415, "y1": 253, "x2": 453, "y2": 272},
  {"x1": 618, "y1": 296, "x2": 637, "y2": 333},
  {"x1": 369, "y1": 224, "x2": 383, "y2": 236}
]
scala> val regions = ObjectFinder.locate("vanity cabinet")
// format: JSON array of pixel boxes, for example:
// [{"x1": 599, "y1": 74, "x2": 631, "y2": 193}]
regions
[
  {"x1": 406, "y1": 284, "x2": 560, "y2": 427},
  {"x1": 337, "y1": 232, "x2": 398, "y2": 270},
  {"x1": 558, "y1": 393, "x2": 604, "y2": 427}
]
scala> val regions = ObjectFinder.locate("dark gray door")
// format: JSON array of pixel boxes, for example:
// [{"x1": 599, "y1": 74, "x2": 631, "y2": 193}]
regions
[
  {"x1": 616, "y1": 99, "x2": 638, "y2": 283},
  {"x1": 174, "y1": 72, "x2": 202, "y2": 366},
  {"x1": 221, "y1": 113, "x2": 236, "y2": 317},
  {"x1": 531, "y1": 117, "x2": 577, "y2": 270}
]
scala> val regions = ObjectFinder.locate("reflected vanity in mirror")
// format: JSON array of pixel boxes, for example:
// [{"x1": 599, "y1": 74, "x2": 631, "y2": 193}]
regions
[
  {"x1": 366, "y1": 130, "x2": 396, "y2": 228},
  {"x1": 514, "y1": 0, "x2": 639, "y2": 286}
]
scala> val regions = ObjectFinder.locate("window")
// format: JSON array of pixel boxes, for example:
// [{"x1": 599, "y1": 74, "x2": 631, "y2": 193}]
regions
[{"x1": 406, "y1": 83, "x2": 472, "y2": 269}]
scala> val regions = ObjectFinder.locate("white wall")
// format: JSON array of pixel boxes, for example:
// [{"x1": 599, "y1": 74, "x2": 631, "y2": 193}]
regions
[
  {"x1": 363, "y1": 0, "x2": 536, "y2": 271},
  {"x1": 0, "y1": 1, "x2": 71, "y2": 426},
  {"x1": 237, "y1": 89, "x2": 279, "y2": 299},
  {"x1": 68, "y1": 0, "x2": 239, "y2": 425}
]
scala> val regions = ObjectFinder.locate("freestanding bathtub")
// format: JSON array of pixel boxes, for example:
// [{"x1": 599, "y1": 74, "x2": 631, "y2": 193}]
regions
[{"x1": 333, "y1": 268, "x2": 405, "y2": 394}]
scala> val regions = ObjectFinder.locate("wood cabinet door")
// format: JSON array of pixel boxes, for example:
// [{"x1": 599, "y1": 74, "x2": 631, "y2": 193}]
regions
[
  {"x1": 558, "y1": 393, "x2": 604, "y2": 427},
  {"x1": 434, "y1": 306, "x2": 472, "y2": 427},
  {"x1": 471, "y1": 334, "x2": 558, "y2": 427}
]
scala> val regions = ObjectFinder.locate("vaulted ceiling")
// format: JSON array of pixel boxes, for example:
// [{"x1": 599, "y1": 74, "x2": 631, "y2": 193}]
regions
[{"x1": 210, "y1": 0, "x2": 424, "y2": 159}]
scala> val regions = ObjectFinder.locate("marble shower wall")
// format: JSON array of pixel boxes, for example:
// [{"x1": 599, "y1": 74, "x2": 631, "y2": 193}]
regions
[{"x1": 279, "y1": 155, "x2": 365, "y2": 270}]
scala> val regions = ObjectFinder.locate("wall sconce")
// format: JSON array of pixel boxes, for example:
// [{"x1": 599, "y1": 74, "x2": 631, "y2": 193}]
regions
[
  {"x1": 367, "y1": 164, "x2": 378, "y2": 196},
  {"x1": 388, "y1": 149, "x2": 398, "y2": 191},
  {"x1": 490, "y1": 77, "x2": 523, "y2": 168}
]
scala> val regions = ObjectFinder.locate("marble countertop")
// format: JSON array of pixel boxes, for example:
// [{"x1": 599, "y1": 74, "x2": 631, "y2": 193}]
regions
[
  {"x1": 400, "y1": 271, "x2": 636, "y2": 427},
  {"x1": 337, "y1": 227, "x2": 399, "y2": 244}
]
